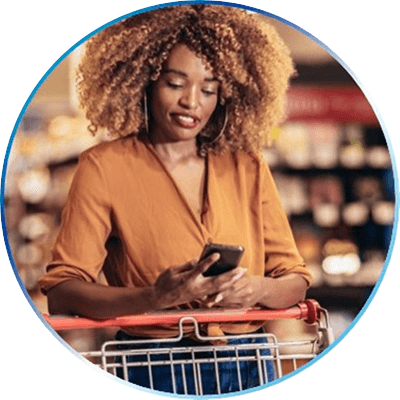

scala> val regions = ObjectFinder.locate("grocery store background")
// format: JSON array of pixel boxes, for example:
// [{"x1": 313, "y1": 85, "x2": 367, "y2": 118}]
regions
[{"x1": 2, "y1": 11, "x2": 395, "y2": 357}]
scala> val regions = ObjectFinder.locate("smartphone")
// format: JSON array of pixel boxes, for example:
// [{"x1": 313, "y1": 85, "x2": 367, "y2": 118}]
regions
[{"x1": 200, "y1": 243, "x2": 244, "y2": 277}]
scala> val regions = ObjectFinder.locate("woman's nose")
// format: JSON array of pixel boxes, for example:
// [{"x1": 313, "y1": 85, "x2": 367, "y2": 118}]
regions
[{"x1": 179, "y1": 87, "x2": 199, "y2": 109}]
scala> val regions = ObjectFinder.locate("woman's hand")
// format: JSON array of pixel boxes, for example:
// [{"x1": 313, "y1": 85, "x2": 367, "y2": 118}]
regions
[
  {"x1": 208, "y1": 274, "x2": 266, "y2": 309},
  {"x1": 153, "y1": 254, "x2": 246, "y2": 310},
  {"x1": 211, "y1": 273, "x2": 308, "y2": 310}
]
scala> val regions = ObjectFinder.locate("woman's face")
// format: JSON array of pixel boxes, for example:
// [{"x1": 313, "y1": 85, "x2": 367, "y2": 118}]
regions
[{"x1": 149, "y1": 44, "x2": 220, "y2": 145}]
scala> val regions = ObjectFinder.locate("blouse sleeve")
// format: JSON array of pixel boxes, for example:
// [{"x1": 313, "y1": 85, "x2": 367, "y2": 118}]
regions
[
  {"x1": 260, "y1": 158, "x2": 313, "y2": 286},
  {"x1": 38, "y1": 151, "x2": 112, "y2": 294}
]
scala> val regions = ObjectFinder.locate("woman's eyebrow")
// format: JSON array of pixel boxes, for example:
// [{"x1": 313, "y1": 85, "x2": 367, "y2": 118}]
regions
[
  {"x1": 163, "y1": 68, "x2": 187, "y2": 77},
  {"x1": 163, "y1": 68, "x2": 218, "y2": 82}
]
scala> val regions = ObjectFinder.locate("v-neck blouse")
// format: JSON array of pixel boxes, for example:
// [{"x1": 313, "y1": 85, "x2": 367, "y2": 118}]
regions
[
  {"x1": 39, "y1": 135, "x2": 312, "y2": 337},
  {"x1": 143, "y1": 139, "x2": 210, "y2": 228}
]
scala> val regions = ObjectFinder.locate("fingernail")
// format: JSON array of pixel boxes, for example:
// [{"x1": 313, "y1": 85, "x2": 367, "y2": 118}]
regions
[
  {"x1": 235, "y1": 267, "x2": 247, "y2": 276},
  {"x1": 215, "y1": 293, "x2": 224, "y2": 303}
]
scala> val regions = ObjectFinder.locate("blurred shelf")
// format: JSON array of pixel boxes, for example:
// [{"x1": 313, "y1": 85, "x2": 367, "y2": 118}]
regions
[{"x1": 308, "y1": 285, "x2": 374, "y2": 313}]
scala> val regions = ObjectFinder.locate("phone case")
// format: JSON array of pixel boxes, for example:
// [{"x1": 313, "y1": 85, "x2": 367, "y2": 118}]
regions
[{"x1": 201, "y1": 243, "x2": 244, "y2": 277}]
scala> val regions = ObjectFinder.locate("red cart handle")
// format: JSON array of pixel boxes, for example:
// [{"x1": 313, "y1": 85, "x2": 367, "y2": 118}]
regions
[{"x1": 43, "y1": 299, "x2": 321, "y2": 331}]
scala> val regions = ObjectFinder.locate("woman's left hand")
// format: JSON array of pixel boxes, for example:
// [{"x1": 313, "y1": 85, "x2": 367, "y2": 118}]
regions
[
  {"x1": 205, "y1": 274, "x2": 267, "y2": 309},
  {"x1": 205, "y1": 272, "x2": 308, "y2": 310}
]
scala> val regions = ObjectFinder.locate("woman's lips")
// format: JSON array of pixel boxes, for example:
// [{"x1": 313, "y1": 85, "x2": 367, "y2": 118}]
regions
[{"x1": 171, "y1": 113, "x2": 200, "y2": 128}]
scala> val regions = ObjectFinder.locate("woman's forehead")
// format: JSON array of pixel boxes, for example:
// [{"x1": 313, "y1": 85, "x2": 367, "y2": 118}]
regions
[{"x1": 164, "y1": 44, "x2": 215, "y2": 79}]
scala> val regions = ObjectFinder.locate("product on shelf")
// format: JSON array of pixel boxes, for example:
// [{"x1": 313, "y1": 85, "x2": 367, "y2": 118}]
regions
[
  {"x1": 309, "y1": 175, "x2": 344, "y2": 209},
  {"x1": 352, "y1": 176, "x2": 384, "y2": 204},
  {"x1": 321, "y1": 239, "x2": 361, "y2": 276},
  {"x1": 43, "y1": 163, "x2": 78, "y2": 209},
  {"x1": 309, "y1": 175, "x2": 343, "y2": 228},
  {"x1": 366, "y1": 146, "x2": 391, "y2": 169},
  {"x1": 18, "y1": 213, "x2": 52, "y2": 242},
  {"x1": 17, "y1": 167, "x2": 51, "y2": 204},
  {"x1": 291, "y1": 223, "x2": 322, "y2": 263},
  {"x1": 371, "y1": 201, "x2": 395, "y2": 226},
  {"x1": 339, "y1": 124, "x2": 366, "y2": 169},
  {"x1": 273, "y1": 173, "x2": 309, "y2": 216},
  {"x1": 275, "y1": 122, "x2": 311, "y2": 169},
  {"x1": 16, "y1": 242, "x2": 44, "y2": 266},
  {"x1": 308, "y1": 122, "x2": 340, "y2": 169},
  {"x1": 342, "y1": 202, "x2": 370, "y2": 226},
  {"x1": 312, "y1": 203, "x2": 341, "y2": 228}
]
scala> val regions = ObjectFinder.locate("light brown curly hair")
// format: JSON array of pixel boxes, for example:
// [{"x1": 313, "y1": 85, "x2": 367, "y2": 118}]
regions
[{"x1": 77, "y1": 4, "x2": 295, "y2": 155}]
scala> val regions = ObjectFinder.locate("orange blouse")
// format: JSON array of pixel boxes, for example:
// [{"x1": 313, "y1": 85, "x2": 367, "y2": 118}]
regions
[{"x1": 39, "y1": 135, "x2": 312, "y2": 337}]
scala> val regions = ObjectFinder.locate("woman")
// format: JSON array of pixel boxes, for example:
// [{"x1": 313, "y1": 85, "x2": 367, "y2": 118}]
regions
[{"x1": 39, "y1": 4, "x2": 312, "y2": 394}]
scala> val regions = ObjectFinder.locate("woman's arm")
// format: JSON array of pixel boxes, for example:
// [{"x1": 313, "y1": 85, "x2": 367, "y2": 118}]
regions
[
  {"x1": 257, "y1": 273, "x2": 308, "y2": 309},
  {"x1": 47, "y1": 280, "x2": 158, "y2": 319},
  {"x1": 47, "y1": 253, "x2": 247, "y2": 319}
]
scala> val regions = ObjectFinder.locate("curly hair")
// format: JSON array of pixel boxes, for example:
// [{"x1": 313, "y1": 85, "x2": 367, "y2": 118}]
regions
[{"x1": 77, "y1": 4, "x2": 295, "y2": 155}]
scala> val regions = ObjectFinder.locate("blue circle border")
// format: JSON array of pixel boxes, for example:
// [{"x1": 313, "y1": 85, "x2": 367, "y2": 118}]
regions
[{"x1": 1, "y1": 1, "x2": 398, "y2": 397}]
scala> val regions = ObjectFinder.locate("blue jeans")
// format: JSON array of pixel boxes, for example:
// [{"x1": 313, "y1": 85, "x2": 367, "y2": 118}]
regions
[{"x1": 114, "y1": 329, "x2": 275, "y2": 394}]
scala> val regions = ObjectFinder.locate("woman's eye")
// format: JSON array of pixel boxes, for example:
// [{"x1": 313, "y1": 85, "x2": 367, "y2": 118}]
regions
[
  {"x1": 202, "y1": 88, "x2": 217, "y2": 96},
  {"x1": 167, "y1": 81, "x2": 183, "y2": 89}
]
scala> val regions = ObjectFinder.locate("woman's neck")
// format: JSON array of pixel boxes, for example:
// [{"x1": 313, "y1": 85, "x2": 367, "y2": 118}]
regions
[{"x1": 150, "y1": 136, "x2": 200, "y2": 166}]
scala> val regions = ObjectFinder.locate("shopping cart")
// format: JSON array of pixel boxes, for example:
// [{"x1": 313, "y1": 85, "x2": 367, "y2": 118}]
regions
[{"x1": 43, "y1": 299, "x2": 334, "y2": 395}]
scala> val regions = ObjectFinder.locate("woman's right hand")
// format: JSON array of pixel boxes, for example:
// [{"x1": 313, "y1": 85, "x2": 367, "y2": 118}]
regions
[{"x1": 153, "y1": 254, "x2": 246, "y2": 310}]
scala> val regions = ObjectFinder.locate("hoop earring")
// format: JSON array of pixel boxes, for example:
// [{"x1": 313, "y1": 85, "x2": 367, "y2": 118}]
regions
[
  {"x1": 143, "y1": 91, "x2": 149, "y2": 135},
  {"x1": 209, "y1": 106, "x2": 228, "y2": 144}
]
